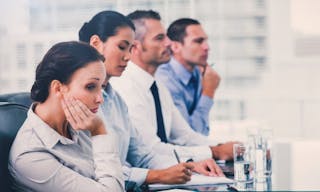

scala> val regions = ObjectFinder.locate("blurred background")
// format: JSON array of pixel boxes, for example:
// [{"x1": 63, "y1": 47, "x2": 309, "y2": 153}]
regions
[{"x1": 1, "y1": 0, "x2": 320, "y2": 141}]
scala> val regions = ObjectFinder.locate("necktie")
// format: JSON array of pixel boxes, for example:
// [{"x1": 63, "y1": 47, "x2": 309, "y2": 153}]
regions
[
  {"x1": 188, "y1": 74, "x2": 198, "y2": 115},
  {"x1": 150, "y1": 81, "x2": 167, "y2": 143}
]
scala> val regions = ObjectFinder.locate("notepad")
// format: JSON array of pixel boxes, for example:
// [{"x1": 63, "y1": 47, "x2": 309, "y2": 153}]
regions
[{"x1": 148, "y1": 174, "x2": 234, "y2": 190}]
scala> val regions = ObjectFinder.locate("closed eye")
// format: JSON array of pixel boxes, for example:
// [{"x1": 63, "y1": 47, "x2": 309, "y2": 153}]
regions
[{"x1": 86, "y1": 83, "x2": 96, "y2": 91}]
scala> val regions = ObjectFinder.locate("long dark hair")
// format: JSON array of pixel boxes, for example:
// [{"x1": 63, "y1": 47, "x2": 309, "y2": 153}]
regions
[{"x1": 79, "y1": 10, "x2": 135, "y2": 43}]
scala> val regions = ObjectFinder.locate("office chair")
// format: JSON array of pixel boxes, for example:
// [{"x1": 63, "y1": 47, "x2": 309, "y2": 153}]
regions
[
  {"x1": 0, "y1": 92, "x2": 32, "y2": 108},
  {"x1": 0, "y1": 102, "x2": 28, "y2": 192}
]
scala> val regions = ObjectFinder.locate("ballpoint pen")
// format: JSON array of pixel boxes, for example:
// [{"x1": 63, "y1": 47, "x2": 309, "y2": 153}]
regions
[{"x1": 173, "y1": 149, "x2": 181, "y2": 163}]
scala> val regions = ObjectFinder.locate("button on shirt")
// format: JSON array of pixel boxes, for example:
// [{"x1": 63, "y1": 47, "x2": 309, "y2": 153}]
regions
[
  {"x1": 100, "y1": 84, "x2": 176, "y2": 186},
  {"x1": 155, "y1": 58, "x2": 213, "y2": 136},
  {"x1": 111, "y1": 62, "x2": 217, "y2": 162},
  {"x1": 9, "y1": 104, "x2": 124, "y2": 192}
]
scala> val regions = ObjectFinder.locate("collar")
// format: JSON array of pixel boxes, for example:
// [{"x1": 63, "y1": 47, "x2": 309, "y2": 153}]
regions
[
  {"x1": 127, "y1": 61, "x2": 155, "y2": 91},
  {"x1": 29, "y1": 103, "x2": 78, "y2": 148},
  {"x1": 169, "y1": 57, "x2": 198, "y2": 86},
  {"x1": 103, "y1": 83, "x2": 116, "y2": 99}
]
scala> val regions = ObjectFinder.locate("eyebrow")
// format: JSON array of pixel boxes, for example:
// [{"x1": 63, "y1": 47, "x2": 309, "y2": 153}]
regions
[
  {"x1": 193, "y1": 36, "x2": 206, "y2": 41},
  {"x1": 120, "y1": 40, "x2": 130, "y2": 46},
  {"x1": 89, "y1": 77, "x2": 100, "y2": 81}
]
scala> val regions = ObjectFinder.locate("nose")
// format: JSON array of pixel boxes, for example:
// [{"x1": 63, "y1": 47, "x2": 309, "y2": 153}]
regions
[
  {"x1": 123, "y1": 50, "x2": 131, "y2": 62},
  {"x1": 164, "y1": 36, "x2": 171, "y2": 47},
  {"x1": 202, "y1": 41, "x2": 209, "y2": 51},
  {"x1": 96, "y1": 91, "x2": 104, "y2": 104}
]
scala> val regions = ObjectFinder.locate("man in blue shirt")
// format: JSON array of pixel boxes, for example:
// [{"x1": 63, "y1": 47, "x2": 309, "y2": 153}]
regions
[{"x1": 155, "y1": 18, "x2": 220, "y2": 136}]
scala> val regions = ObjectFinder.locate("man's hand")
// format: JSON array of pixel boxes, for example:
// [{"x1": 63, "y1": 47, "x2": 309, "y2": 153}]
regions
[
  {"x1": 210, "y1": 141, "x2": 240, "y2": 161},
  {"x1": 199, "y1": 64, "x2": 220, "y2": 98},
  {"x1": 191, "y1": 158, "x2": 225, "y2": 177},
  {"x1": 145, "y1": 163, "x2": 194, "y2": 184}
]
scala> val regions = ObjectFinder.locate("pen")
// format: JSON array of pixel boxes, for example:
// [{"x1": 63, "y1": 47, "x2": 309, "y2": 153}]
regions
[
  {"x1": 227, "y1": 184, "x2": 239, "y2": 192},
  {"x1": 173, "y1": 149, "x2": 181, "y2": 163}
]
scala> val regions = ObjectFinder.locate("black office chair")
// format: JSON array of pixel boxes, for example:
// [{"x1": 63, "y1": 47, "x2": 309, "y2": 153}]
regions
[
  {"x1": 0, "y1": 102, "x2": 28, "y2": 192},
  {"x1": 0, "y1": 92, "x2": 32, "y2": 108}
]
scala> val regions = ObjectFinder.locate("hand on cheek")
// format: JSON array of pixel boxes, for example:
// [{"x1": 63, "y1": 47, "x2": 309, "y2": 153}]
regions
[{"x1": 60, "y1": 95, "x2": 107, "y2": 136}]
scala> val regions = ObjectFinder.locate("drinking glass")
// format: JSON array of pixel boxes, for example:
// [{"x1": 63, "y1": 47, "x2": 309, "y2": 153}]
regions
[{"x1": 233, "y1": 143, "x2": 254, "y2": 183}]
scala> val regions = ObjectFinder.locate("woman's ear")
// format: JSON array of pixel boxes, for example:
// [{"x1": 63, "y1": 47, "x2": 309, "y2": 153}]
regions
[
  {"x1": 50, "y1": 80, "x2": 64, "y2": 99},
  {"x1": 90, "y1": 35, "x2": 103, "y2": 54}
]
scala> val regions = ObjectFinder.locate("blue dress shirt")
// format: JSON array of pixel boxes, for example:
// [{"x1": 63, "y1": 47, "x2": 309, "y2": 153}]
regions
[
  {"x1": 155, "y1": 57, "x2": 213, "y2": 136},
  {"x1": 100, "y1": 84, "x2": 176, "y2": 186}
]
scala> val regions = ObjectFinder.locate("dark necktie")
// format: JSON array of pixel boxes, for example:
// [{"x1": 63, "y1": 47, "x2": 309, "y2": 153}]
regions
[
  {"x1": 188, "y1": 74, "x2": 198, "y2": 115},
  {"x1": 150, "y1": 81, "x2": 168, "y2": 143}
]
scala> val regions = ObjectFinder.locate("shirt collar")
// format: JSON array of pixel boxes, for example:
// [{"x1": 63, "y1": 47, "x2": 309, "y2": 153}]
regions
[
  {"x1": 103, "y1": 83, "x2": 116, "y2": 99},
  {"x1": 127, "y1": 61, "x2": 155, "y2": 91},
  {"x1": 169, "y1": 57, "x2": 198, "y2": 86},
  {"x1": 29, "y1": 103, "x2": 79, "y2": 148}
]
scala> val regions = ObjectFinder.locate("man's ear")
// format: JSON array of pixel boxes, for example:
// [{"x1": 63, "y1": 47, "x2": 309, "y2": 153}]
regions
[
  {"x1": 89, "y1": 35, "x2": 104, "y2": 54},
  {"x1": 170, "y1": 41, "x2": 182, "y2": 54},
  {"x1": 130, "y1": 40, "x2": 141, "y2": 53}
]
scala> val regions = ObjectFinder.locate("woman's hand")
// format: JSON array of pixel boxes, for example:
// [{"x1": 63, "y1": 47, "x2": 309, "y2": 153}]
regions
[
  {"x1": 61, "y1": 97, "x2": 106, "y2": 136},
  {"x1": 146, "y1": 163, "x2": 194, "y2": 184}
]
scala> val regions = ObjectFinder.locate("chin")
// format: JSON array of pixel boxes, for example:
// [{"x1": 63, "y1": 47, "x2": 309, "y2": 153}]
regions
[
  {"x1": 161, "y1": 57, "x2": 170, "y2": 64},
  {"x1": 114, "y1": 72, "x2": 123, "y2": 77}
]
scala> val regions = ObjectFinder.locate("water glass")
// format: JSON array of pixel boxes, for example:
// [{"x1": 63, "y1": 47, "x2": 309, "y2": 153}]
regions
[
  {"x1": 233, "y1": 143, "x2": 254, "y2": 183},
  {"x1": 260, "y1": 129, "x2": 273, "y2": 177},
  {"x1": 251, "y1": 134, "x2": 273, "y2": 182}
]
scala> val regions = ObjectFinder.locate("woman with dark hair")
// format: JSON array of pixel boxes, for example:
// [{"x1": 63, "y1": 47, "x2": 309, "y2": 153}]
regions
[
  {"x1": 8, "y1": 41, "x2": 124, "y2": 191},
  {"x1": 79, "y1": 10, "x2": 135, "y2": 79}
]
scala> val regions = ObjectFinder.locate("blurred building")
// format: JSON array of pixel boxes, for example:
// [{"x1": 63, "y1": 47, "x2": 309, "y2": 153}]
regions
[
  {"x1": 0, "y1": 0, "x2": 269, "y2": 119},
  {"x1": 1, "y1": 0, "x2": 319, "y2": 139}
]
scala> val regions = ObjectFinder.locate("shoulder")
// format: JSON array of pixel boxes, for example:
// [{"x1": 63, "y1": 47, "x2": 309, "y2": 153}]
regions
[
  {"x1": 10, "y1": 118, "x2": 44, "y2": 161},
  {"x1": 9, "y1": 121, "x2": 61, "y2": 184},
  {"x1": 155, "y1": 63, "x2": 174, "y2": 78}
]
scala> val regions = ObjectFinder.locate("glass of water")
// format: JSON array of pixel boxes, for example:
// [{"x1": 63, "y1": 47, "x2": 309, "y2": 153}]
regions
[
  {"x1": 260, "y1": 128, "x2": 273, "y2": 177},
  {"x1": 233, "y1": 143, "x2": 254, "y2": 183}
]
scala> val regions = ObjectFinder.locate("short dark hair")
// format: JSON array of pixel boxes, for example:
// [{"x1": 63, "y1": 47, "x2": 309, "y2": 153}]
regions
[
  {"x1": 127, "y1": 10, "x2": 161, "y2": 21},
  {"x1": 31, "y1": 41, "x2": 105, "y2": 103},
  {"x1": 127, "y1": 10, "x2": 161, "y2": 41},
  {"x1": 79, "y1": 10, "x2": 135, "y2": 43},
  {"x1": 167, "y1": 18, "x2": 200, "y2": 43}
]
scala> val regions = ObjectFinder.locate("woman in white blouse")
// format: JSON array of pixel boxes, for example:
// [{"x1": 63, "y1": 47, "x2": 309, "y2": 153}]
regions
[{"x1": 8, "y1": 41, "x2": 124, "y2": 191}]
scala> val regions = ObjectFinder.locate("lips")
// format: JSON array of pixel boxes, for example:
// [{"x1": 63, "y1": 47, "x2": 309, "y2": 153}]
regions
[
  {"x1": 163, "y1": 49, "x2": 171, "y2": 56},
  {"x1": 119, "y1": 65, "x2": 127, "y2": 70},
  {"x1": 200, "y1": 55, "x2": 208, "y2": 60},
  {"x1": 90, "y1": 108, "x2": 99, "y2": 113}
]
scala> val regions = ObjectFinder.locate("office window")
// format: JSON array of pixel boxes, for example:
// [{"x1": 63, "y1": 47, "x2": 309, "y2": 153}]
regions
[
  {"x1": 33, "y1": 43, "x2": 44, "y2": 64},
  {"x1": 254, "y1": 16, "x2": 265, "y2": 29},
  {"x1": 16, "y1": 43, "x2": 27, "y2": 69},
  {"x1": 17, "y1": 78, "x2": 28, "y2": 90},
  {"x1": 256, "y1": 0, "x2": 265, "y2": 9}
]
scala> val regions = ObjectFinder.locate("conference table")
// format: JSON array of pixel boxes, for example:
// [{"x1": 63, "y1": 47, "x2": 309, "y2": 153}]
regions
[
  {"x1": 143, "y1": 161, "x2": 272, "y2": 191},
  {"x1": 141, "y1": 138, "x2": 320, "y2": 191}
]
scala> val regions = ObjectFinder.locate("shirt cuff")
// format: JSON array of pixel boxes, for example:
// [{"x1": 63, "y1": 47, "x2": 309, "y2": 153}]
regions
[
  {"x1": 126, "y1": 167, "x2": 149, "y2": 186},
  {"x1": 198, "y1": 95, "x2": 213, "y2": 112}
]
